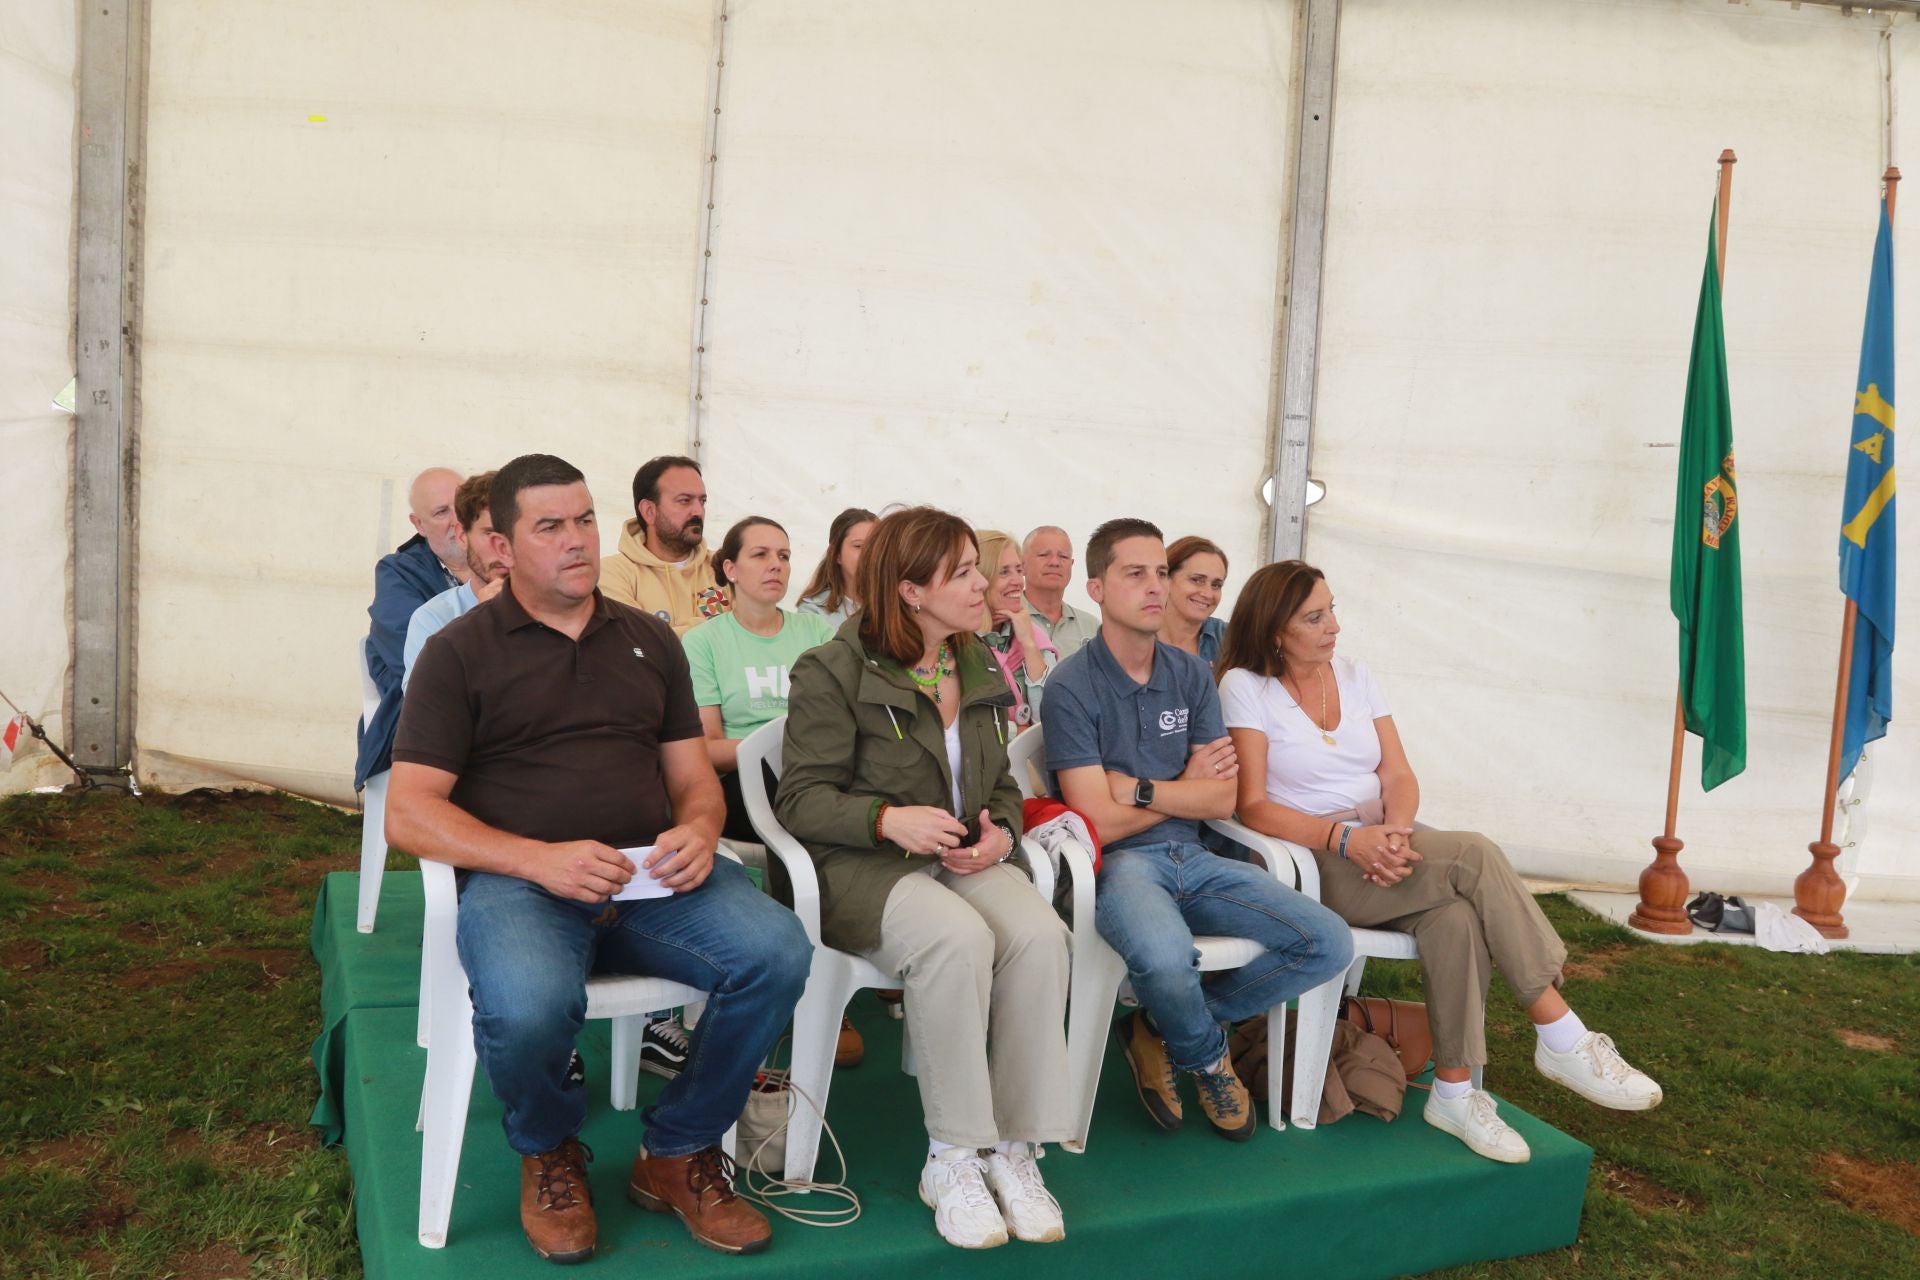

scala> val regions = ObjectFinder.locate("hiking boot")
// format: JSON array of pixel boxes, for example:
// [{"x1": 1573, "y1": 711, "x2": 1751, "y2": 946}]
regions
[
  {"x1": 918, "y1": 1147, "x2": 1009, "y2": 1249},
  {"x1": 629, "y1": 1145, "x2": 772, "y2": 1255},
  {"x1": 1114, "y1": 1011, "x2": 1182, "y2": 1130},
  {"x1": 1192, "y1": 1053, "x2": 1256, "y2": 1142},
  {"x1": 520, "y1": 1137, "x2": 596, "y2": 1264},
  {"x1": 984, "y1": 1143, "x2": 1064, "y2": 1243},
  {"x1": 1423, "y1": 1088, "x2": 1531, "y2": 1164},
  {"x1": 639, "y1": 1016, "x2": 690, "y2": 1080},
  {"x1": 1535, "y1": 1032, "x2": 1664, "y2": 1111},
  {"x1": 836, "y1": 1014, "x2": 865, "y2": 1069}
]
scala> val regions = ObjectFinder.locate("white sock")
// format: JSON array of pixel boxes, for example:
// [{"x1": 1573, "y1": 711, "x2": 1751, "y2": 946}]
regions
[
  {"x1": 1433, "y1": 1077, "x2": 1473, "y2": 1101},
  {"x1": 1535, "y1": 1009, "x2": 1588, "y2": 1055},
  {"x1": 928, "y1": 1138, "x2": 967, "y2": 1159}
]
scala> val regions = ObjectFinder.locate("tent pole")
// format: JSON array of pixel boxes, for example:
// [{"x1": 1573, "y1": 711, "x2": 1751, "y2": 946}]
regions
[
  {"x1": 1264, "y1": 0, "x2": 1340, "y2": 563},
  {"x1": 73, "y1": 0, "x2": 146, "y2": 775}
]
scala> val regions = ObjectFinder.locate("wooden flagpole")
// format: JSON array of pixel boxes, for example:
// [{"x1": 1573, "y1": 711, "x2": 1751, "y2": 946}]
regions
[
  {"x1": 1795, "y1": 165, "x2": 1899, "y2": 940},
  {"x1": 1632, "y1": 149, "x2": 1737, "y2": 935}
]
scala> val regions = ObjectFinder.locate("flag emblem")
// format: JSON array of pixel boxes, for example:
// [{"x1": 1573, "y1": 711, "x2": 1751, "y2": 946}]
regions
[{"x1": 1702, "y1": 455, "x2": 1737, "y2": 549}]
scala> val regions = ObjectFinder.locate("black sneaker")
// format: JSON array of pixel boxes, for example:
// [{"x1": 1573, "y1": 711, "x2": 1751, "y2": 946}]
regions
[
  {"x1": 639, "y1": 1016, "x2": 691, "y2": 1080},
  {"x1": 564, "y1": 1048, "x2": 587, "y2": 1089}
]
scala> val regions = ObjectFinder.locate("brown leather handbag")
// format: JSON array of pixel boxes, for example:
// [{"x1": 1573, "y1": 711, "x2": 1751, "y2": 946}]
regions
[{"x1": 1341, "y1": 996, "x2": 1434, "y2": 1084}]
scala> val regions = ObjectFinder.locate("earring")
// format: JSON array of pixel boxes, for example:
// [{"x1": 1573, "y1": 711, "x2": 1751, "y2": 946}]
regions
[{"x1": 912, "y1": 603, "x2": 922, "y2": 614}]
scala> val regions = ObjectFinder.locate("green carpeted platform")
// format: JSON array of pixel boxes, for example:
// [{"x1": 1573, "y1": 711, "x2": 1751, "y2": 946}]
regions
[{"x1": 312, "y1": 871, "x2": 1592, "y2": 1279}]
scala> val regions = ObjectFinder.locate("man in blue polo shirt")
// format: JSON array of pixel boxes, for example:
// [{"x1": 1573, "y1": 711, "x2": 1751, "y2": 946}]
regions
[{"x1": 1043, "y1": 518, "x2": 1350, "y2": 1141}]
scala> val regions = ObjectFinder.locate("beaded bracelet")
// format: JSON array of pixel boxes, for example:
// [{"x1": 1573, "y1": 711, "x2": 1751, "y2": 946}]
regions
[{"x1": 874, "y1": 803, "x2": 890, "y2": 846}]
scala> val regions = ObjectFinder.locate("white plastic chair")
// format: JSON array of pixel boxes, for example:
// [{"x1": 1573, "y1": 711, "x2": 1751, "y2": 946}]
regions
[
  {"x1": 735, "y1": 717, "x2": 1056, "y2": 1185},
  {"x1": 355, "y1": 636, "x2": 391, "y2": 935},
  {"x1": 414, "y1": 856, "x2": 731, "y2": 1249},
  {"x1": 1005, "y1": 727, "x2": 1297, "y2": 1150}
]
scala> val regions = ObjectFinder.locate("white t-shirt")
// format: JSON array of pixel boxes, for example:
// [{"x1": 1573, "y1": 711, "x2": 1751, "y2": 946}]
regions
[
  {"x1": 943, "y1": 718, "x2": 964, "y2": 815},
  {"x1": 1218, "y1": 656, "x2": 1391, "y2": 816}
]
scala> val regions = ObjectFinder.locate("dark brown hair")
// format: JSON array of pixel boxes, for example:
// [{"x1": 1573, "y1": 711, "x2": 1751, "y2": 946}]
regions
[
  {"x1": 1086, "y1": 517, "x2": 1163, "y2": 580},
  {"x1": 1217, "y1": 560, "x2": 1327, "y2": 679},
  {"x1": 713, "y1": 516, "x2": 788, "y2": 590},
  {"x1": 492, "y1": 454, "x2": 586, "y2": 543},
  {"x1": 1165, "y1": 535, "x2": 1229, "y2": 579},
  {"x1": 855, "y1": 506, "x2": 980, "y2": 666},
  {"x1": 453, "y1": 469, "x2": 499, "y2": 534},
  {"x1": 800, "y1": 507, "x2": 878, "y2": 612}
]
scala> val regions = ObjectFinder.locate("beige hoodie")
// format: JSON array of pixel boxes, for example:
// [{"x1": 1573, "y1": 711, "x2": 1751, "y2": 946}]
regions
[{"x1": 600, "y1": 519, "x2": 730, "y2": 635}]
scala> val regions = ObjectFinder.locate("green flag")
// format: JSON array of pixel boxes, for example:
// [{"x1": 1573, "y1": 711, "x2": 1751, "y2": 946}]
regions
[{"x1": 1670, "y1": 209, "x2": 1747, "y2": 790}]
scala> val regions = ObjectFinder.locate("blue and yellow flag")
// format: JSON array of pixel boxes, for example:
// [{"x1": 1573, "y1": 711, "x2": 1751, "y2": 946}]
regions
[{"x1": 1838, "y1": 201, "x2": 1897, "y2": 781}]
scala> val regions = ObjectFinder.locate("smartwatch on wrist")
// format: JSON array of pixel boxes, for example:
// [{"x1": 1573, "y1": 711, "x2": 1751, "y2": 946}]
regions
[{"x1": 1132, "y1": 778, "x2": 1156, "y2": 807}]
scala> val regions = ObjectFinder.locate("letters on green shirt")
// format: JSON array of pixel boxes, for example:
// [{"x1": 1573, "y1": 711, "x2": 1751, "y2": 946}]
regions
[{"x1": 682, "y1": 610, "x2": 837, "y2": 739}]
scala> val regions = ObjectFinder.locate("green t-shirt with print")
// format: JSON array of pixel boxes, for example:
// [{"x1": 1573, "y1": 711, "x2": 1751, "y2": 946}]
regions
[{"x1": 682, "y1": 610, "x2": 838, "y2": 739}]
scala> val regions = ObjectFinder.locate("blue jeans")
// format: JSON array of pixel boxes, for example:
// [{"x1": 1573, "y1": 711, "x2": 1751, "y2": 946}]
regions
[
  {"x1": 1095, "y1": 841, "x2": 1353, "y2": 1074},
  {"x1": 456, "y1": 858, "x2": 812, "y2": 1157}
]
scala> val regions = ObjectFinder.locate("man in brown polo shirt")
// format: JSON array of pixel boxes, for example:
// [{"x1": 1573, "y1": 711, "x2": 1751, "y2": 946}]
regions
[{"x1": 387, "y1": 453, "x2": 811, "y2": 1263}]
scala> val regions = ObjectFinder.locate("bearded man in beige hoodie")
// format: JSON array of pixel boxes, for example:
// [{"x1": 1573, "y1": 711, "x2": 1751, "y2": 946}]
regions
[{"x1": 601, "y1": 455, "x2": 731, "y2": 634}]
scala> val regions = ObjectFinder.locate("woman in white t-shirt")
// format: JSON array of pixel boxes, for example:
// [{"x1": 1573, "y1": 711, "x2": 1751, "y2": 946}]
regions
[{"x1": 1216, "y1": 561, "x2": 1663, "y2": 1164}]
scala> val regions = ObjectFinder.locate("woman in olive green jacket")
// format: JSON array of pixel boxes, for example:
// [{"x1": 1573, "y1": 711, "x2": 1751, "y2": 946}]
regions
[{"x1": 776, "y1": 507, "x2": 1075, "y2": 1250}]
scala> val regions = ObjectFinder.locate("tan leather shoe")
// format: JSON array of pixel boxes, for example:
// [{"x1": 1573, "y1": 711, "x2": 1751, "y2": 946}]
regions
[
  {"x1": 520, "y1": 1137, "x2": 596, "y2": 1264},
  {"x1": 1115, "y1": 1011, "x2": 1182, "y2": 1130},
  {"x1": 629, "y1": 1146, "x2": 772, "y2": 1255},
  {"x1": 835, "y1": 1014, "x2": 865, "y2": 1069}
]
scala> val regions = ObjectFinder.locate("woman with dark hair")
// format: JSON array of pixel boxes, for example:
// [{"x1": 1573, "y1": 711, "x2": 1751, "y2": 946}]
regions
[
  {"x1": 973, "y1": 529, "x2": 1055, "y2": 729},
  {"x1": 797, "y1": 507, "x2": 877, "y2": 625},
  {"x1": 776, "y1": 507, "x2": 1073, "y2": 1250},
  {"x1": 1215, "y1": 561, "x2": 1663, "y2": 1165},
  {"x1": 1159, "y1": 536, "x2": 1228, "y2": 666},
  {"x1": 683, "y1": 517, "x2": 835, "y2": 843}
]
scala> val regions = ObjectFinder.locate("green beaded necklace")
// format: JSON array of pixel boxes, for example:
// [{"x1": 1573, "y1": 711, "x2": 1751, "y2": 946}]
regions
[{"x1": 908, "y1": 641, "x2": 954, "y2": 697}]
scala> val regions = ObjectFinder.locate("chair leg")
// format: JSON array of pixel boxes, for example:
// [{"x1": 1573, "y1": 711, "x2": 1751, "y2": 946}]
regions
[
  {"x1": 1290, "y1": 966, "x2": 1351, "y2": 1130},
  {"x1": 1264, "y1": 998, "x2": 1288, "y2": 1132},
  {"x1": 783, "y1": 961, "x2": 858, "y2": 1185},
  {"x1": 1471, "y1": 1065, "x2": 1484, "y2": 1091},
  {"x1": 609, "y1": 1015, "x2": 644, "y2": 1111},
  {"x1": 357, "y1": 772, "x2": 389, "y2": 933},
  {"x1": 1063, "y1": 938, "x2": 1127, "y2": 1154},
  {"x1": 416, "y1": 909, "x2": 435, "y2": 1049},
  {"x1": 899, "y1": 1018, "x2": 918, "y2": 1077},
  {"x1": 1342, "y1": 954, "x2": 1367, "y2": 997},
  {"x1": 419, "y1": 989, "x2": 478, "y2": 1248}
]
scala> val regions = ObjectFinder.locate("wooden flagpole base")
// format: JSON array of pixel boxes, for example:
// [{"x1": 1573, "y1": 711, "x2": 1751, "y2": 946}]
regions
[
  {"x1": 1628, "y1": 835, "x2": 1693, "y2": 934},
  {"x1": 1793, "y1": 840, "x2": 1851, "y2": 939}
]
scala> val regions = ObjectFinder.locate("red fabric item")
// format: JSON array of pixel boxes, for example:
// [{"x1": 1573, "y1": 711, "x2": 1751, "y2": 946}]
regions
[{"x1": 1022, "y1": 797, "x2": 1103, "y2": 872}]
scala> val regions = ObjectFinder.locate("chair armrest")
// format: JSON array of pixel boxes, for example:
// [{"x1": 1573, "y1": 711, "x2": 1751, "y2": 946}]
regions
[
  {"x1": 419, "y1": 857, "x2": 458, "y2": 928},
  {"x1": 1017, "y1": 837, "x2": 1056, "y2": 903},
  {"x1": 749, "y1": 824, "x2": 826, "y2": 949},
  {"x1": 1204, "y1": 817, "x2": 1320, "y2": 901},
  {"x1": 1056, "y1": 837, "x2": 1099, "y2": 940}
]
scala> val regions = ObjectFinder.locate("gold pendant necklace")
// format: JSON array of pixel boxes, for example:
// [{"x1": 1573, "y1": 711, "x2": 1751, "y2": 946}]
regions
[{"x1": 1315, "y1": 666, "x2": 1337, "y2": 747}]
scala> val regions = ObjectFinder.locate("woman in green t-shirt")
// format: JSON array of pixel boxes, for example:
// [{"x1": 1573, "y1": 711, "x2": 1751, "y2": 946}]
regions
[{"x1": 683, "y1": 517, "x2": 836, "y2": 842}]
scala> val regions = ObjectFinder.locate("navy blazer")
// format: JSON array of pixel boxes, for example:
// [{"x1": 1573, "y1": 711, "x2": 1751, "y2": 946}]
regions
[{"x1": 356, "y1": 534, "x2": 457, "y2": 788}]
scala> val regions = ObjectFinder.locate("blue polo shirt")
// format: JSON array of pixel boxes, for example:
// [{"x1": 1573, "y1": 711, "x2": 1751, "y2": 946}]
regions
[{"x1": 1043, "y1": 631, "x2": 1226, "y2": 853}]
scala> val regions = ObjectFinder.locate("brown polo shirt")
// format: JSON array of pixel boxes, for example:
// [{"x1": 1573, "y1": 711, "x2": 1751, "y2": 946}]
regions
[{"x1": 393, "y1": 587, "x2": 703, "y2": 848}]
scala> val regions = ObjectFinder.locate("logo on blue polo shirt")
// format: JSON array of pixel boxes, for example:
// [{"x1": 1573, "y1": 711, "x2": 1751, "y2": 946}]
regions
[{"x1": 1157, "y1": 708, "x2": 1190, "y2": 735}]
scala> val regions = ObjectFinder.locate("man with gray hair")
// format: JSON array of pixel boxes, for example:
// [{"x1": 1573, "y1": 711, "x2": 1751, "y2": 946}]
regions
[
  {"x1": 1021, "y1": 525, "x2": 1097, "y2": 661},
  {"x1": 357, "y1": 467, "x2": 471, "y2": 790}
]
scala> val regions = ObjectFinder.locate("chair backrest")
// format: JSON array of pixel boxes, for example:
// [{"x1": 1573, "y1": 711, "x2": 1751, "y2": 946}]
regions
[
  {"x1": 357, "y1": 635, "x2": 381, "y2": 722},
  {"x1": 734, "y1": 718, "x2": 827, "y2": 941},
  {"x1": 1007, "y1": 723, "x2": 1052, "y2": 800}
]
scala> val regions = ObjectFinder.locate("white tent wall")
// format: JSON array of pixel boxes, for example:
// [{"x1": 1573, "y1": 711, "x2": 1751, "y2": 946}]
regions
[
  {"x1": 1309, "y1": 0, "x2": 1918, "y2": 900},
  {"x1": 132, "y1": 0, "x2": 717, "y2": 804},
  {"x1": 0, "y1": 5, "x2": 77, "y2": 795},
  {"x1": 693, "y1": 0, "x2": 1298, "y2": 611}
]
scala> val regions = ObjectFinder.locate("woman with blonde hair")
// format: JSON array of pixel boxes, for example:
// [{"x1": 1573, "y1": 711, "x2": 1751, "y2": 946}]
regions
[
  {"x1": 1215, "y1": 560, "x2": 1663, "y2": 1165},
  {"x1": 973, "y1": 528, "x2": 1055, "y2": 729},
  {"x1": 777, "y1": 507, "x2": 1074, "y2": 1249}
]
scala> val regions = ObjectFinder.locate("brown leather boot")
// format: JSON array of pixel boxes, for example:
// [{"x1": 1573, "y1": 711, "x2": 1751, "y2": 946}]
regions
[
  {"x1": 519, "y1": 1137, "x2": 596, "y2": 1264},
  {"x1": 835, "y1": 1014, "x2": 865, "y2": 1068},
  {"x1": 629, "y1": 1146, "x2": 772, "y2": 1255}
]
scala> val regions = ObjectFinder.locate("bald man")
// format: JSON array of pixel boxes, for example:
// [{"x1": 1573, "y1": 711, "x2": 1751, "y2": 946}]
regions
[
  {"x1": 357, "y1": 467, "x2": 471, "y2": 790},
  {"x1": 1022, "y1": 525, "x2": 1098, "y2": 661}
]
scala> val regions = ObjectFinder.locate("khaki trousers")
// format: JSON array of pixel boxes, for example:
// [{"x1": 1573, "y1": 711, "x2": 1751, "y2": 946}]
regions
[
  {"x1": 863, "y1": 863, "x2": 1077, "y2": 1149},
  {"x1": 1315, "y1": 827, "x2": 1566, "y2": 1069}
]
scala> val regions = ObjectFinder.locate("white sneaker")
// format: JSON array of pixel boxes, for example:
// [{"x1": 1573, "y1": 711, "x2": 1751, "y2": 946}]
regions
[
  {"x1": 984, "y1": 1143, "x2": 1065, "y2": 1243},
  {"x1": 1535, "y1": 1032, "x2": 1664, "y2": 1111},
  {"x1": 918, "y1": 1149, "x2": 1009, "y2": 1249},
  {"x1": 1423, "y1": 1088, "x2": 1531, "y2": 1164}
]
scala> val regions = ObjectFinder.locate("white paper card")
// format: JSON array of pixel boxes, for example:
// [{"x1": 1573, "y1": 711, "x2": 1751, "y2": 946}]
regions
[{"x1": 610, "y1": 846, "x2": 674, "y2": 901}]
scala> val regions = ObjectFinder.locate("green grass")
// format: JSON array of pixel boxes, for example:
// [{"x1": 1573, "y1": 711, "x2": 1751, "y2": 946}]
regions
[{"x1": 2, "y1": 789, "x2": 1916, "y2": 1278}]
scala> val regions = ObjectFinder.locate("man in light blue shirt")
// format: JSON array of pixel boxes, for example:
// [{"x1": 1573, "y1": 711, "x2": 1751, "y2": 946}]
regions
[{"x1": 404, "y1": 470, "x2": 504, "y2": 688}]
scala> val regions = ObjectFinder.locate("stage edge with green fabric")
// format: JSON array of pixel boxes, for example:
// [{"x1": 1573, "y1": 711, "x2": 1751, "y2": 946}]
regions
[{"x1": 312, "y1": 870, "x2": 1592, "y2": 1279}]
